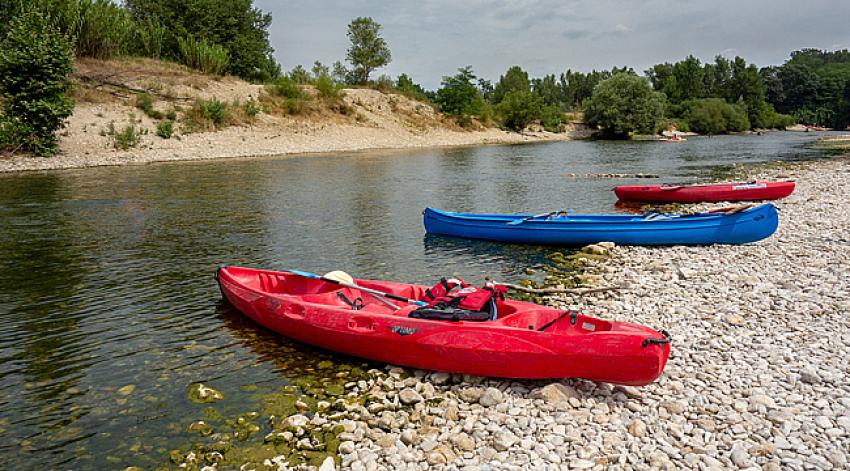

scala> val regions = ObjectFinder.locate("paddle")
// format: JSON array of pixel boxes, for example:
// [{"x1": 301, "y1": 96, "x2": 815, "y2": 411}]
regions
[
  {"x1": 284, "y1": 269, "x2": 427, "y2": 306},
  {"x1": 659, "y1": 185, "x2": 684, "y2": 191},
  {"x1": 507, "y1": 210, "x2": 565, "y2": 225},
  {"x1": 707, "y1": 204, "x2": 753, "y2": 215}
]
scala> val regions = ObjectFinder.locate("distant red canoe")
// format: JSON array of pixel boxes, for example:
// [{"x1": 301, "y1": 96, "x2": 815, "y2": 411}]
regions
[
  {"x1": 216, "y1": 266, "x2": 671, "y2": 385},
  {"x1": 614, "y1": 181, "x2": 795, "y2": 203}
]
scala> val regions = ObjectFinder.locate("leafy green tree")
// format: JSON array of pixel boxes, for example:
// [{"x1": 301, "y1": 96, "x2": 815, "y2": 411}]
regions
[
  {"x1": 312, "y1": 61, "x2": 330, "y2": 80},
  {"x1": 496, "y1": 90, "x2": 543, "y2": 130},
  {"x1": 584, "y1": 73, "x2": 665, "y2": 138},
  {"x1": 532, "y1": 74, "x2": 561, "y2": 107},
  {"x1": 683, "y1": 98, "x2": 750, "y2": 134},
  {"x1": 0, "y1": 12, "x2": 75, "y2": 156},
  {"x1": 435, "y1": 66, "x2": 486, "y2": 118},
  {"x1": 396, "y1": 73, "x2": 428, "y2": 100},
  {"x1": 125, "y1": 0, "x2": 279, "y2": 81},
  {"x1": 492, "y1": 66, "x2": 530, "y2": 104},
  {"x1": 345, "y1": 17, "x2": 391, "y2": 84},
  {"x1": 288, "y1": 65, "x2": 311, "y2": 84}
]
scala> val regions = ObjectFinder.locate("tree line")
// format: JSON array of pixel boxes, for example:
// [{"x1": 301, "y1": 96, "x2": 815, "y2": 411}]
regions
[{"x1": 3, "y1": 0, "x2": 850, "y2": 156}]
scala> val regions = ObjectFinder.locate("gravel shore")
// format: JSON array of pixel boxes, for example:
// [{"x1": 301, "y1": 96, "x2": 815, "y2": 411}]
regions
[{"x1": 315, "y1": 158, "x2": 848, "y2": 471}]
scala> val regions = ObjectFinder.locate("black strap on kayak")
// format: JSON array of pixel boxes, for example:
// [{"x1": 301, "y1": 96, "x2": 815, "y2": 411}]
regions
[
  {"x1": 538, "y1": 310, "x2": 579, "y2": 332},
  {"x1": 642, "y1": 330, "x2": 671, "y2": 347},
  {"x1": 337, "y1": 292, "x2": 364, "y2": 310}
]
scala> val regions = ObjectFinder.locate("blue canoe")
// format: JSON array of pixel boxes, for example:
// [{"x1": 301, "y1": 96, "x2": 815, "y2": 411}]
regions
[{"x1": 423, "y1": 204, "x2": 778, "y2": 246}]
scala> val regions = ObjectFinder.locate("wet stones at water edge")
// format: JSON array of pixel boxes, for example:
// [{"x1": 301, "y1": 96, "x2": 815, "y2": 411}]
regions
[{"x1": 186, "y1": 383, "x2": 225, "y2": 404}]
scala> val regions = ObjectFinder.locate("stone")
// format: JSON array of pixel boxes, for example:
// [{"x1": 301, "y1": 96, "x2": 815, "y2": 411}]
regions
[
  {"x1": 661, "y1": 400, "x2": 687, "y2": 414},
  {"x1": 478, "y1": 387, "x2": 503, "y2": 407},
  {"x1": 430, "y1": 372, "x2": 451, "y2": 385},
  {"x1": 400, "y1": 429, "x2": 419, "y2": 446},
  {"x1": 282, "y1": 414, "x2": 308, "y2": 429},
  {"x1": 530, "y1": 383, "x2": 579, "y2": 405},
  {"x1": 451, "y1": 433, "x2": 475, "y2": 451},
  {"x1": 628, "y1": 419, "x2": 647, "y2": 437},
  {"x1": 399, "y1": 388, "x2": 423, "y2": 405},
  {"x1": 318, "y1": 456, "x2": 336, "y2": 471},
  {"x1": 118, "y1": 384, "x2": 135, "y2": 396},
  {"x1": 493, "y1": 431, "x2": 518, "y2": 451},
  {"x1": 799, "y1": 369, "x2": 821, "y2": 384},
  {"x1": 459, "y1": 387, "x2": 484, "y2": 403},
  {"x1": 420, "y1": 438, "x2": 438, "y2": 452},
  {"x1": 186, "y1": 383, "x2": 224, "y2": 404},
  {"x1": 338, "y1": 441, "x2": 356, "y2": 454}
]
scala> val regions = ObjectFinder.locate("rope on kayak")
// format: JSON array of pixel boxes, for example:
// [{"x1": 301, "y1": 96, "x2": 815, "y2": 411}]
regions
[
  {"x1": 336, "y1": 292, "x2": 364, "y2": 310},
  {"x1": 537, "y1": 310, "x2": 579, "y2": 332},
  {"x1": 642, "y1": 330, "x2": 671, "y2": 347}
]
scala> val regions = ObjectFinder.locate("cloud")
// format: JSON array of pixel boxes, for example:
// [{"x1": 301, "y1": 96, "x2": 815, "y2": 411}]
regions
[{"x1": 255, "y1": 0, "x2": 850, "y2": 89}]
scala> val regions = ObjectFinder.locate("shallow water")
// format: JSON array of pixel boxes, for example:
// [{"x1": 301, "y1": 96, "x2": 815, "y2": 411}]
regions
[{"x1": 0, "y1": 132, "x2": 827, "y2": 468}]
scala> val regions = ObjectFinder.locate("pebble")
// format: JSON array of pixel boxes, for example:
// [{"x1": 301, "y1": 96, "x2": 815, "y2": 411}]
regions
[{"x1": 338, "y1": 161, "x2": 850, "y2": 471}]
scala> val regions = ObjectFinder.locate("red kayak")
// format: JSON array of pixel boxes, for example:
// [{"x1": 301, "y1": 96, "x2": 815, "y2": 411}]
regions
[
  {"x1": 614, "y1": 181, "x2": 795, "y2": 203},
  {"x1": 216, "y1": 266, "x2": 671, "y2": 385}
]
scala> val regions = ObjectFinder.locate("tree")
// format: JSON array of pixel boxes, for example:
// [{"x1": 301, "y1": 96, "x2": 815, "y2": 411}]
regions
[
  {"x1": 435, "y1": 66, "x2": 485, "y2": 118},
  {"x1": 584, "y1": 73, "x2": 665, "y2": 138},
  {"x1": 125, "y1": 0, "x2": 279, "y2": 81},
  {"x1": 532, "y1": 74, "x2": 561, "y2": 107},
  {"x1": 396, "y1": 73, "x2": 428, "y2": 100},
  {"x1": 492, "y1": 66, "x2": 530, "y2": 104},
  {"x1": 0, "y1": 12, "x2": 75, "y2": 156},
  {"x1": 496, "y1": 90, "x2": 545, "y2": 131},
  {"x1": 345, "y1": 17, "x2": 391, "y2": 84}
]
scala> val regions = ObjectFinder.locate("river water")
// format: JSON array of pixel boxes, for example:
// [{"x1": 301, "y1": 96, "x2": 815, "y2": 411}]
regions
[{"x1": 0, "y1": 132, "x2": 828, "y2": 468}]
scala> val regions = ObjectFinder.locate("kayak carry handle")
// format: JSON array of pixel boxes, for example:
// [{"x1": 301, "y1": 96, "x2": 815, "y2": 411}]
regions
[{"x1": 642, "y1": 330, "x2": 671, "y2": 347}]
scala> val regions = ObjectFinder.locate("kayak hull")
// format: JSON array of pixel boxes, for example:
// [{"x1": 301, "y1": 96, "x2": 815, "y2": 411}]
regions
[
  {"x1": 614, "y1": 181, "x2": 795, "y2": 203},
  {"x1": 423, "y1": 204, "x2": 778, "y2": 246},
  {"x1": 217, "y1": 266, "x2": 670, "y2": 385}
]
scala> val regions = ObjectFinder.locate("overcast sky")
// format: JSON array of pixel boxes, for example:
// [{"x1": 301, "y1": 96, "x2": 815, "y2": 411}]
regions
[{"x1": 254, "y1": 0, "x2": 850, "y2": 89}]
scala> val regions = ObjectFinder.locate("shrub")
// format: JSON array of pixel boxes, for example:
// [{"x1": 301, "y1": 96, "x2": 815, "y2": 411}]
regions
[
  {"x1": 136, "y1": 16, "x2": 165, "y2": 58},
  {"x1": 496, "y1": 90, "x2": 543, "y2": 131},
  {"x1": 316, "y1": 74, "x2": 342, "y2": 100},
  {"x1": 683, "y1": 98, "x2": 750, "y2": 134},
  {"x1": 242, "y1": 99, "x2": 259, "y2": 117},
  {"x1": 177, "y1": 36, "x2": 229, "y2": 75},
  {"x1": 109, "y1": 122, "x2": 143, "y2": 149},
  {"x1": 183, "y1": 99, "x2": 231, "y2": 130},
  {"x1": 584, "y1": 73, "x2": 665, "y2": 138},
  {"x1": 267, "y1": 76, "x2": 303, "y2": 99},
  {"x1": 135, "y1": 93, "x2": 164, "y2": 119},
  {"x1": 72, "y1": 0, "x2": 137, "y2": 59},
  {"x1": 288, "y1": 65, "x2": 311, "y2": 84},
  {"x1": 541, "y1": 106, "x2": 564, "y2": 132},
  {"x1": 156, "y1": 120, "x2": 174, "y2": 139},
  {"x1": 0, "y1": 12, "x2": 75, "y2": 156},
  {"x1": 371, "y1": 74, "x2": 395, "y2": 93}
]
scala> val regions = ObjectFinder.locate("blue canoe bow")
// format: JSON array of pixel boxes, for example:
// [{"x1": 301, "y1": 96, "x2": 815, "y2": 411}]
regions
[{"x1": 423, "y1": 204, "x2": 778, "y2": 246}]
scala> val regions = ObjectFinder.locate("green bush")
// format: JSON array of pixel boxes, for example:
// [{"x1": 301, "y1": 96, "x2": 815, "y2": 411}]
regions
[
  {"x1": 541, "y1": 106, "x2": 564, "y2": 132},
  {"x1": 0, "y1": 12, "x2": 75, "y2": 156},
  {"x1": 316, "y1": 74, "x2": 342, "y2": 100},
  {"x1": 177, "y1": 36, "x2": 229, "y2": 75},
  {"x1": 584, "y1": 73, "x2": 665, "y2": 138},
  {"x1": 184, "y1": 99, "x2": 231, "y2": 130},
  {"x1": 136, "y1": 16, "x2": 165, "y2": 58},
  {"x1": 267, "y1": 76, "x2": 303, "y2": 100},
  {"x1": 156, "y1": 120, "x2": 174, "y2": 138},
  {"x1": 496, "y1": 90, "x2": 543, "y2": 131},
  {"x1": 371, "y1": 74, "x2": 395, "y2": 92},
  {"x1": 109, "y1": 122, "x2": 143, "y2": 149},
  {"x1": 435, "y1": 66, "x2": 486, "y2": 119},
  {"x1": 683, "y1": 98, "x2": 750, "y2": 134},
  {"x1": 135, "y1": 93, "x2": 164, "y2": 119},
  {"x1": 242, "y1": 99, "x2": 259, "y2": 117},
  {"x1": 76, "y1": 0, "x2": 136, "y2": 59}
]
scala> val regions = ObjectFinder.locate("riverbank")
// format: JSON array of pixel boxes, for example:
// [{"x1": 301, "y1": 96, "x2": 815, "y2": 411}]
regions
[
  {"x1": 0, "y1": 59, "x2": 586, "y2": 174},
  {"x1": 318, "y1": 158, "x2": 848, "y2": 470}
]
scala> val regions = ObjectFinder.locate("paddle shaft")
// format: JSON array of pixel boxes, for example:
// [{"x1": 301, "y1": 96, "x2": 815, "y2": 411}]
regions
[{"x1": 286, "y1": 269, "x2": 427, "y2": 306}]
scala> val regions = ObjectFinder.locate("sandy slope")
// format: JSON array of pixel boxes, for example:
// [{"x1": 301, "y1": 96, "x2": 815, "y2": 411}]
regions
[{"x1": 0, "y1": 59, "x2": 588, "y2": 173}]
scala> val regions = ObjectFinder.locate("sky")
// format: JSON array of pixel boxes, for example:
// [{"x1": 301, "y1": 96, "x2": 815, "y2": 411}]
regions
[{"x1": 254, "y1": 0, "x2": 850, "y2": 89}]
